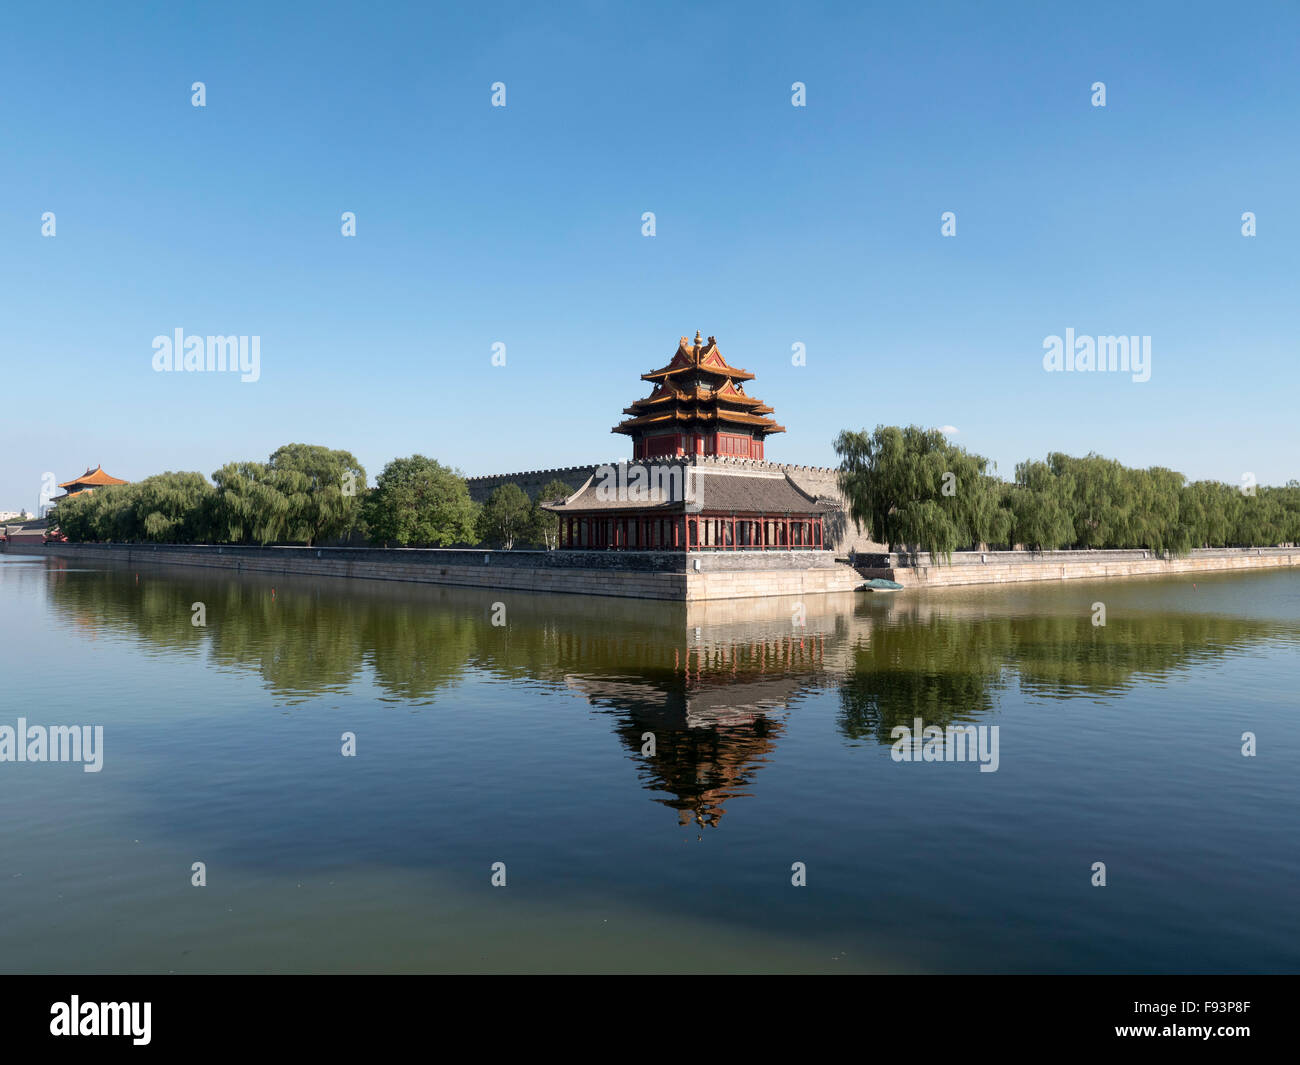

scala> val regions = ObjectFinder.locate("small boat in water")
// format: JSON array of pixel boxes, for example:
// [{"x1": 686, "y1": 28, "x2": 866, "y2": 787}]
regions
[{"x1": 859, "y1": 578, "x2": 903, "y2": 591}]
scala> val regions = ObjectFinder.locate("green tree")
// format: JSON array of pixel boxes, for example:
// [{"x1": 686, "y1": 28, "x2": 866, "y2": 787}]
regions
[
  {"x1": 834, "y1": 425, "x2": 1007, "y2": 560},
  {"x1": 210, "y1": 445, "x2": 366, "y2": 546},
  {"x1": 1008, "y1": 461, "x2": 1075, "y2": 550},
  {"x1": 130, "y1": 472, "x2": 217, "y2": 542},
  {"x1": 477, "y1": 483, "x2": 532, "y2": 550},
  {"x1": 212, "y1": 461, "x2": 287, "y2": 544},
  {"x1": 267, "y1": 443, "x2": 367, "y2": 546},
  {"x1": 529, "y1": 479, "x2": 574, "y2": 550},
  {"x1": 47, "y1": 488, "x2": 98, "y2": 541},
  {"x1": 363, "y1": 455, "x2": 479, "y2": 546}
]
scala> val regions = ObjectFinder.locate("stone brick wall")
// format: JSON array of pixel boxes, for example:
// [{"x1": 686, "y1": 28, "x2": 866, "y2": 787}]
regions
[
  {"x1": 465, "y1": 466, "x2": 602, "y2": 503},
  {"x1": 883, "y1": 547, "x2": 1300, "y2": 588},
  {"x1": 21, "y1": 541, "x2": 1297, "y2": 599},
  {"x1": 28, "y1": 542, "x2": 859, "y2": 601}
]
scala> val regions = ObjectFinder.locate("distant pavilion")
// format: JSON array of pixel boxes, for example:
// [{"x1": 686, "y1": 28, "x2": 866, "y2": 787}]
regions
[
  {"x1": 544, "y1": 333, "x2": 831, "y2": 551},
  {"x1": 52, "y1": 465, "x2": 129, "y2": 503}
]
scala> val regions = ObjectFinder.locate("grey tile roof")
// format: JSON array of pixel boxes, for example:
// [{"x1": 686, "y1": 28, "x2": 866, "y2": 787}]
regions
[{"x1": 543, "y1": 466, "x2": 832, "y2": 515}]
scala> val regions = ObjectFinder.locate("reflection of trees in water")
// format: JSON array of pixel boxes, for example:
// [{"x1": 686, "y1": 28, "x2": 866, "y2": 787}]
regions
[
  {"x1": 838, "y1": 611, "x2": 1296, "y2": 744},
  {"x1": 839, "y1": 619, "x2": 1004, "y2": 743},
  {"x1": 44, "y1": 567, "x2": 838, "y2": 828},
  {"x1": 44, "y1": 567, "x2": 477, "y2": 703},
  {"x1": 45, "y1": 566, "x2": 1296, "y2": 826},
  {"x1": 44, "y1": 562, "x2": 209, "y2": 654}
]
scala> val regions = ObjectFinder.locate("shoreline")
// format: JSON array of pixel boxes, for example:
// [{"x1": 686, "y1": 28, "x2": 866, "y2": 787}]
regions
[{"x1": 7, "y1": 541, "x2": 1298, "y2": 599}]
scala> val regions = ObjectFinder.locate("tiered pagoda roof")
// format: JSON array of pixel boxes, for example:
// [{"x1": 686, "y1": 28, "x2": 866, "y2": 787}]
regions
[
  {"x1": 543, "y1": 464, "x2": 830, "y2": 516},
  {"x1": 613, "y1": 332, "x2": 786, "y2": 439},
  {"x1": 53, "y1": 465, "x2": 129, "y2": 501}
]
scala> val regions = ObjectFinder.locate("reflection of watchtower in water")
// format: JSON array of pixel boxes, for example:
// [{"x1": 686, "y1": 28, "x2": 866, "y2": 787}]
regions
[{"x1": 567, "y1": 633, "x2": 828, "y2": 828}]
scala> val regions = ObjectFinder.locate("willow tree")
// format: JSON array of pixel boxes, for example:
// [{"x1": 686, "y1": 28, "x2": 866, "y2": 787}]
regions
[
  {"x1": 834, "y1": 425, "x2": 1007, "y2": 561},
  {"x1": 267, "y1": 444, "x2": 367, "y2": 546},
  {"x1": 46, "y1": 486, "x2": 102, "y2": 541},
  {"x1": 129, "y1": 472, "x2": 217, "y2": 542},
  {"x1": 212, "y1": 461, "x2": 288, "y2": 544},
  {"x1": 1008, "y1": 460, "x2": 1076, "y2": 550}
]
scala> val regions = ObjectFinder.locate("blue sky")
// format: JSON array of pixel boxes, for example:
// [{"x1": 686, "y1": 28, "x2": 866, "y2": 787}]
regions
[{"x1": 2, "y1": 0, "x2": 1297, "y2": 511}]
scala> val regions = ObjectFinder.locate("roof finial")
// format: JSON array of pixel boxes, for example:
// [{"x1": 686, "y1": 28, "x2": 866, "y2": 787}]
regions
[{"x1": 694, "y1": 330, "x2": 702, "y2": 354}]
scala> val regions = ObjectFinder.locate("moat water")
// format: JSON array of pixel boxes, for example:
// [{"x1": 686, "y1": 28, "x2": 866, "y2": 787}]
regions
[{"x1": 1, "y1": 553, "x2": 1297, "y2": 973}]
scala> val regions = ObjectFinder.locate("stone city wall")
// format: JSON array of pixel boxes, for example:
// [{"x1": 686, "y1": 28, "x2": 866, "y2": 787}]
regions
[
  {"x1": 29, "y1": 542, "x2": 859, "y2": 601},
  {"x1": 16, "y1": 542, "x2": 1298, "y2": 598}
]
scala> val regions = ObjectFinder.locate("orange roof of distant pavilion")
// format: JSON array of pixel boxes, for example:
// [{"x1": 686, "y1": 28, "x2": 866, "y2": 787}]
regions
[
  {"x1": 57, "y1": 465, "x2": 129, "y2": 490},
  {"x1": 613, "y1": 333, "x2": 786, "y2": 437}
]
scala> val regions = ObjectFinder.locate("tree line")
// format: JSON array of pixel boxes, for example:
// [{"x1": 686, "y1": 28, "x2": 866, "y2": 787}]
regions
[
  {"x1": 50, "y1": 445, "x2": 574, "y2": 550},
  {"x1": 51, "y1": 430, "x2": 1300, "y2": 559},
  {"x1": 834, "y1": 425, "x2": 1300, "y2": 559}
]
